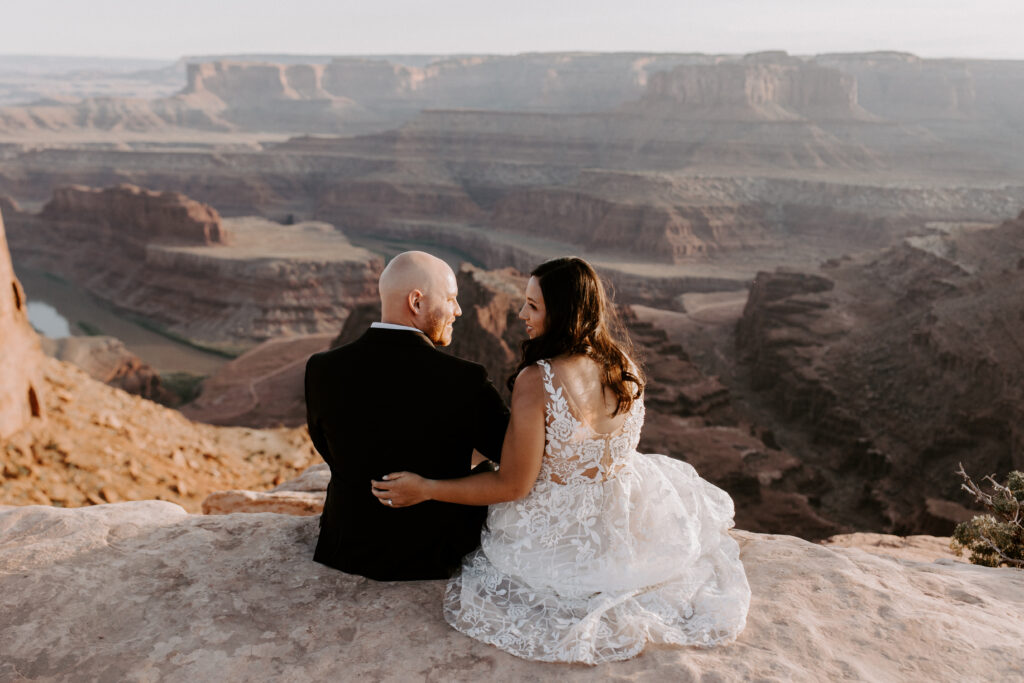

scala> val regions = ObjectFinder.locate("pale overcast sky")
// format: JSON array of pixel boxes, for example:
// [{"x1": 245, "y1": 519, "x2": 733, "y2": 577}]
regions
[{"x1": 2, "y1": 0, "x2": 1022, "y2": 61}]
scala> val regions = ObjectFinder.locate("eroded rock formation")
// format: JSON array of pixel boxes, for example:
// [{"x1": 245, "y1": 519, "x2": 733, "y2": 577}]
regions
[
  {"x1": 5, "y1": 191, "x2": 383, "y2": 348},
  {"x1": 0, "y1": 206, "x2": 44, "y2": 438},
  {"x1": 736, "y1": 210, "x2": 1024, "y2": 535},
  {"x1": 639, "y1": 54, "x2": 869, "y2": 121},
  {"x1": 1, "y1": 502, "x2": 1020, "y2": 681},
  {"x1": 41, "y1": 184, "x2": 227, "y2": 246}
]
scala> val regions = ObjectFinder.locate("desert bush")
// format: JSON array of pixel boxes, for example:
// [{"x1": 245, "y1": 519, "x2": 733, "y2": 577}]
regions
[{"x1": 950, "y1": 463, "x2": 1024, "y2": 568}]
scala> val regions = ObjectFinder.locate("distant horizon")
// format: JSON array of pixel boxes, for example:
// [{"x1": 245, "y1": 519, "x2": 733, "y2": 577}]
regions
[
  {"x1": 2, "y1": 1, "x2": 1022, "y2": 62},
  {"x1": 3, "y1": 48, "x2": 1024, "y2": 66}
]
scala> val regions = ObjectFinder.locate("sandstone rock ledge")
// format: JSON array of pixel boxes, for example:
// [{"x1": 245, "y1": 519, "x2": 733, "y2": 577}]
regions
[{"x1": 2, "y1": 505, "x2": 1022, "y2": 682}]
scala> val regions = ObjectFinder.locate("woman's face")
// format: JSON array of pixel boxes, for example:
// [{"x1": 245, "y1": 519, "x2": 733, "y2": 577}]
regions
[{"x1": 519, "y1": 276, "x2": 547, "y2": 339}]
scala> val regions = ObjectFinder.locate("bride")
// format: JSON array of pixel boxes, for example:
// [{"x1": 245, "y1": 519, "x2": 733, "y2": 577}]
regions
[{"x1": 371, "y1": 257, "x2": 750, "y2": 664}]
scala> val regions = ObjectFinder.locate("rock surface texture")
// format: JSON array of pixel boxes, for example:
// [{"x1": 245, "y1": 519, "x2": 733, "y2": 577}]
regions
[
  {"x1": 202, "y1": 463, "x2": 329, "y2": 515},
  {"x1": 0, "y1": 206, "x2": 44, "y2": 438},
  {"x1": 0, "y1": 502, "x2": 1021, "y2": 681}
]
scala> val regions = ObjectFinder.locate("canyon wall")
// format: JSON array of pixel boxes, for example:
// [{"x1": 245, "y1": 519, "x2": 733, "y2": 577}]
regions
[
  {"x1": 5, "y1": 187, "x2": 383, "y2": 348},
  {"x1": 5, "y1": 51, "x2": 1024, "y2": 148},
  {"x1": 0, "y1": 206, "x2": 43, "y2": 438},
  {"x1": 41, "y1": 184, "x2": 227, "y2": 247},
  {"x1": 735, "y1": 210, "x2": 1024, "y2": 534},
  {"x1": 639, "y1": 56, "x2": 868, "y2": 121}
]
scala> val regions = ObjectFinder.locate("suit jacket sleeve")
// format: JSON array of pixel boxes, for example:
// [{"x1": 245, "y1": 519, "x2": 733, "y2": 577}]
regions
[
  {"x1": 471, "y1": 367, "x2": 510, "y2": 463},
  {"x1": 304, "y1": 353, "x2": 332, "y2": 466}
]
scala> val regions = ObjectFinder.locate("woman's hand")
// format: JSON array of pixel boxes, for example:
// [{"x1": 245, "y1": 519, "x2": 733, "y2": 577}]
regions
[{"x1": 371, "y1": 472, "x2": 433, "y2": 508}]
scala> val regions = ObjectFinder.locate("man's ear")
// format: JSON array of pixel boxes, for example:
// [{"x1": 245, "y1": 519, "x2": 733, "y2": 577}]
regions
[{"x1": 407, "y1": 289, "x2": 424, "y2": 315}]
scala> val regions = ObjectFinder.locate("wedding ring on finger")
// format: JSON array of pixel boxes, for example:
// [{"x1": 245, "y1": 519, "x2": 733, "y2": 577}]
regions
[{"x1": 386, "y1": 499, "x2": 393, "y2": 506}]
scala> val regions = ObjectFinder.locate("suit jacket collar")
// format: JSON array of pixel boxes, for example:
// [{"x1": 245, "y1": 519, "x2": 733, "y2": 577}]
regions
[{"x1": 359, "y1": 326, "x2": 436, "y2": 349}]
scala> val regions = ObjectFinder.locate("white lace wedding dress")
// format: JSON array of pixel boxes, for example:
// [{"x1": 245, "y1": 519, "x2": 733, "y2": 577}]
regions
[{"x1": 444, "y1": 359, "x2": 751, "y2": 664}]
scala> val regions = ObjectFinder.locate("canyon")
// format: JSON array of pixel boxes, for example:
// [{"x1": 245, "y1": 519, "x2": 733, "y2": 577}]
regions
[
  {"x1": 3, "y1": 48, "x2": 1023, "y2": 678},
  {"x1": 734, "y1": 210, "x2": 1024, "y2": 535},
  {"x1": 3, "y1": 51, "x2": 1023, "y2": 543},
  {"x1": 3, "y1": 52, "x2": 1024, "y2": 282},
  {"x1": 4, "y1": 185, "x2": 382, "y2": 350},
  {"x1": 0, "y1": 206, "x2": 319, "y2": 511}
]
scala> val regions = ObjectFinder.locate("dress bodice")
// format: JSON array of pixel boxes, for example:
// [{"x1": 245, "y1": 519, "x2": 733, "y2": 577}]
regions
[{"x1": 536, "y1": 359, "x2": 644, "y2": 486}]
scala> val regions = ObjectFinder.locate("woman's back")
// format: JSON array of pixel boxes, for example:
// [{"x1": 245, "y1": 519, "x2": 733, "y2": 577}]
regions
[
  {"x1": 546, "y1": 354, "x2": 632, "y2": 435},
  {"x1": 535, "y1": 356, "x2": 643, "y2": 486}
]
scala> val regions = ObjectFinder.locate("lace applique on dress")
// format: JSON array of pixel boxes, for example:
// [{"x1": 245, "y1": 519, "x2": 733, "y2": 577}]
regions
[{"x1": 444, "y1": 359, "x2": 751, "y2": 664}]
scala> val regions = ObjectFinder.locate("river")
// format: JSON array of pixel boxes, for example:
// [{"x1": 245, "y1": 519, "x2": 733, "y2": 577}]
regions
[{"x1": 15, "y1": 265, "x2": 230, "y2": 376}]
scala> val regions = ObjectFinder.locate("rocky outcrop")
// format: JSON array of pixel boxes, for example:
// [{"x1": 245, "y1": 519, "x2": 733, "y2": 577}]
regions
[
  {"x1": 202, "y1": 463, "x2": 329, "y2": 515},
  {"x1": 6, "y1": 192, "x2": 383, "y2": 348},
  {"x1": 40, "y1": 335, "x2": 177, "y2": 405},
  {"x1": 735, "y1": 210, "x2": 1024, "y2": 535},
  {"x1": 40, "y1": 184, "x2": 227, "y2": 246},
  {"x1": 0, "y1": 206, "x2": 44, "y2": 438},
  {"x1": 0, "y1": 355, "x2": 319, "y2": 511},
  {"x1": 490, "y1": 187, "x2": 772, "y2": 262},
  {"x1": 639, "y1": 55, "x2": 869, "y2": 121},
  {"x1": 1, "y1": 501, "x2": 1021, "y2": 681}
]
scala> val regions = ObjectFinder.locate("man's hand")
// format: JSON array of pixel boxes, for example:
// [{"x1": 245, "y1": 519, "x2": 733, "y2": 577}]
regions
[{"x1": 371, "y1": 472, "x2": 432, "y2": 508}]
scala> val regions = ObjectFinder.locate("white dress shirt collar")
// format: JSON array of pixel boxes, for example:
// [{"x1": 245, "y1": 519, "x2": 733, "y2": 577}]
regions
[{"x1": 370, "y1": 321, "x2": 424, "y2": 334}]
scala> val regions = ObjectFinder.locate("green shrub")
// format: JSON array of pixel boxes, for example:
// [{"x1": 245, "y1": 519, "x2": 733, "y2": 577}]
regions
[
  {"x1": 950, "y1": 464, "x2": 1024, "y2": 568},
  {"x1": 160, "y1": 372, "x2": 206, "y2": 406}
]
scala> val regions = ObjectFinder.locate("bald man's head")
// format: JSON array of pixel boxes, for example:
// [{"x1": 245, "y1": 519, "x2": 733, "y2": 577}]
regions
[{"x1": 379, "y1": 251, "x2": 461, "y2": 346}]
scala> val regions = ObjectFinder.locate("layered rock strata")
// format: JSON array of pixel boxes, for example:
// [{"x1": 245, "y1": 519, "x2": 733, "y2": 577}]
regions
[
  {"x1": 736, "y1": 210, "x2": 1024, "y2": 535},
  {"x1": 1, "y1": 502, "x2": 1021, "y2": 681},
  {"x1": 638, "y1": 56, "x2": 869, "y2": 121},
  {"x1": 5, "y1": 189, "x2": 383, "y2": 348}
]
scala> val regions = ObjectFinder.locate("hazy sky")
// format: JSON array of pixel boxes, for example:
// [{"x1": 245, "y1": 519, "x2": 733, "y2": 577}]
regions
[{"x1": 2, "y1": 0, "x2": 1022, "y2": 61}]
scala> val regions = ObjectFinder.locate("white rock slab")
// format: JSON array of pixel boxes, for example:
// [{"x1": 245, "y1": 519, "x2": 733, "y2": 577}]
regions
[{"x1": 1, "y1": 504, "x2": 1022, "y2": 682}]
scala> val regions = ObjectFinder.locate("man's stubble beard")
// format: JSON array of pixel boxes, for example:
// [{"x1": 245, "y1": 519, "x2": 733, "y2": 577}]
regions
[{"x1": 424, "y1": 307, "x2": 452, "y2": 346}]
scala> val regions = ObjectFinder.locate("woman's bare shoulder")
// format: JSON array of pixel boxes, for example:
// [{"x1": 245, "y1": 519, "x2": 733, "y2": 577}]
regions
[{"x1": 513, "y1": 363, "x2": 544, "y2": 389}]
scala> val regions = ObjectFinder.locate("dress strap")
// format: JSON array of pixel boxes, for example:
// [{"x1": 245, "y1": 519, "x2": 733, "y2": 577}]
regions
[{"x1": 535, "y1": 359, "x2": 559, "y2": 404}]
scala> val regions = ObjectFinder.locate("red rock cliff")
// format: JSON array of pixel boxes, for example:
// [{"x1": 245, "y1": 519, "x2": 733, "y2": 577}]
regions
[
  {"x1": 41, "y1": 184, "x2": 227, "y2": 247},
  {"x1": 641, "y1": 57, "x2": 867, "y2": 121},
  {"x1": 0, "y1": 207, "x2": 44, "y2": 438}
]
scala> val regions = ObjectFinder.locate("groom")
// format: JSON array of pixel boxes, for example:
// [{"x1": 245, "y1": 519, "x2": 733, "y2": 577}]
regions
[{"x1": 305, "y1": 251, "x2": 509, "y2": 581}]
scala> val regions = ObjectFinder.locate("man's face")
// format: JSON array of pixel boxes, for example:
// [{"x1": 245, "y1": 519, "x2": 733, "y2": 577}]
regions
[{"x1": 420, "y1": 268, "x2": 461, "y2": 346}]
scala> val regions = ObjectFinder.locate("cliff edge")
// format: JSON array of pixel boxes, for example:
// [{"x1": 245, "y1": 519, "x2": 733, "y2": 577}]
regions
[{"x1": 0, "y1": 501, "x2": 1020, "y2": 681}]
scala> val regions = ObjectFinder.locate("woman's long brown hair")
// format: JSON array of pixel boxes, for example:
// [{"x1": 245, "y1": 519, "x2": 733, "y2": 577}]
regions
[{"x1": 507, "y1": 257, "x2": 644, "y2": 415}]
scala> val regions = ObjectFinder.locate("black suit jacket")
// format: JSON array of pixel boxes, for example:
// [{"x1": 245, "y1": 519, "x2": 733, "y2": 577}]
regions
[{"x1": 305, "y1": 327, "x2": 509, "y2": 581}]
